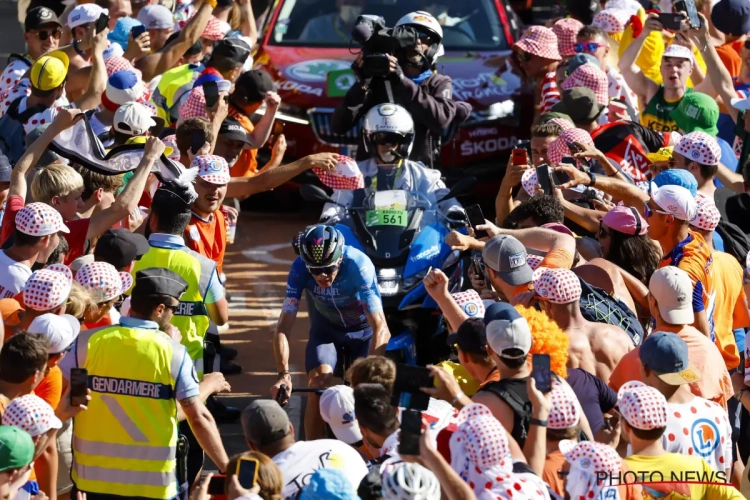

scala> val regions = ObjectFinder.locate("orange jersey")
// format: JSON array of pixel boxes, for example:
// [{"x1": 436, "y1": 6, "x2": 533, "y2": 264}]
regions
[
  {"x1": 228, "y1": 109, "x2": 258, "y2": 178},
  {"x1": 658, "y1": 230, "x2": 716, "y2": 339},
  {"x1": 185, "y1": 210, "x2": 227, "y2": 273},
  {"x1": 712, "y1": 252, "x2": 750, "y2": 370}
]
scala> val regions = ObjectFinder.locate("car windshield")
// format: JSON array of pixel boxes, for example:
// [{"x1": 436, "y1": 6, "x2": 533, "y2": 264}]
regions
[{"x1": 269, "y1": 0, "x2": 509, "y2": 50}]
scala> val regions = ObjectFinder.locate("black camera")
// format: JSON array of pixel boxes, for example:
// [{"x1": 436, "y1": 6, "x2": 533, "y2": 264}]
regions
[{"x1": 351, "y1": 15, "x2": 418, "y2": 78}]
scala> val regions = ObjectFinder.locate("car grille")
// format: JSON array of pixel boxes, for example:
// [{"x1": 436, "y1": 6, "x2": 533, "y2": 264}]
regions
[{"x1": 307, "y1": 107, "x2": 362, "y2": 147}]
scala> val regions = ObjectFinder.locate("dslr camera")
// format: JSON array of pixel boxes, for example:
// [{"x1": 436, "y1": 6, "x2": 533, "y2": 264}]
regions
[{"x1": 351, "y1": 15, "x2": 419, "y2": 78}]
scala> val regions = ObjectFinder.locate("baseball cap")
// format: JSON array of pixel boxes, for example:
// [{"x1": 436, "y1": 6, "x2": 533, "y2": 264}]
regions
[
  {"x1": 602, "y1": 206, "x2": 648, "y2": 236},
  {"x1": 483, "y1": 302, "x2": 532, "y2": 359},
  {"x1": 23, "y1": 264, "x2": 73, "y2": 312},
  {"x1": 241, "y1": 400, "x2": 291, "y2": 447},
  {"x1": 218, "y1": 117, "x2": 252, "y2": 144},
  {"x1": 28, "y1": 314, "x2": 81, "y2": 354},
  {"x1": 617, "y1": 380, "x2": 668, "y2": 430},
  {"x1": 670, "y1": 93, "x2": 719, "y2": 136},
  {"x1": 30, "y1": 51, "x2": 69, "y2": 91},
  {"x1": 0, "y1": 426, "x2": 34, "y2": 472},
  {"x1": 235, "y1": 70, "x2": 274, "y2": 103},
  {"x1": 102, "y1": 71, "x2": 148, "y2": 112},
  {"x1": 674, "y1": 131, "x2": 722, "y2": 167},
  {"x1": 25, "y1": 6, "x2": 61, "y2": 32},
  {"x1": 533, "y1": 268, "x2": 582, "y2": 304},
  {"x1": 711, "y1": 0, "x2": 750, "y2": 36},
  {"x1": 2, "y1": 394, "x2": 62, "y2": 437},
  {"x1": 108, "y1": 17, "x2": 142, "y2": 51},
  {"x1": 652, "y1": 168, "x2": 697, "y2": 196},
  {"x1": 16, "y1": 202, "x2": 70, "y2": 236},
  {"x1": 512, "y1": 26, "x2": 562, "y2": 61},
  {"x1": 212, "y1": 38, "x2": 251, "y2": 65},
  {"x1": 482, "y1": 235, "x2": 532, "y2": 285},
  {"x1": 446, "y1": 317, "x2": 487, "y2": 355},
  {"x1": 319, "y1": 385, "x2": 362, "y2": 445},
  {"x1": 650, "y1": 184, "x2": 697, "y2": 222},
  {"x1": 75, "y1": 261, "x2": 133, "y2": 303},
  {"x1": 663, "y1": 44, "x2": 694, "y2": 66},
  {"x1": 136, "y1": 5, "x2": 174, "y2": 29},
  {"x1": 125, "y1": 135, "x2": 172, "y2": 156},
  {"x1": 114, "y1": 101, "x2": 157, "y2": 136},
  {"x1": 191, "y1": 154, "x2": 230, "y2": 185},
  {"x1": 298, "y1": 469, "x2": 358, "y2": 500},
  {"x1": 551, "y1": 87, "x2": 606, "y2": 124},
  {"x1": 639, "y1": 331, "x2": 700, "y2": 385},
  {"x1": 68, "y1": 4, "x2": 108, "y2": 29},
  {"x1": 94, "y1": 228, "x2": 150, "y2": 269},
  {"x1": 0, "y1": 299, "x2": 23, "y2": 327},
  {"x1": 24, "y1": 125, "x2": 61, "y2": 168},
  {"x1": 648, "y1": 266, "x2": 693, "y2": 325}
]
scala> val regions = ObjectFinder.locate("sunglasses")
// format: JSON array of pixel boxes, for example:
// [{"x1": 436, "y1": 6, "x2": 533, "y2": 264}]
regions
[
  {"x1": 574, "y1": 42, "x2": 604, "y2": 54},
  {"x1": 417, "y1": 32, "x2": 435, "y2": 45},
  {"x1": 163, "y1": 303, "x2": 179, "y2": 313},
  {"x1": 307, "y1": 263, "x2": 340, "y2": 276},
  {"x1": 516, "y1": 51, "x2": 533, "y2": 62},
  {"x1": 644, "y1": 204, "x2": 670, "y2": 218},
  {"x1": 33, "y1": 29, "x2": 62, "y2": 41},
  {"x1": 371, "y1": 132, "x2": 403, "y2": 145}
]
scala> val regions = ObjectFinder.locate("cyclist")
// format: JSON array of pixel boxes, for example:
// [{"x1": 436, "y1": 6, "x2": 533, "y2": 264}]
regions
[
  {"x1": 270, "y1": 224, "x2": 391, "y2": 439},
  {"x1": 321, "y1": 103, "x2": 462, "y2": 225}
]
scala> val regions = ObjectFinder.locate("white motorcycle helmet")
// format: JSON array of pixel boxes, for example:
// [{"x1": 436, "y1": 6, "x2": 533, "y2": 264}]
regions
[
  {"x1": 394, "y1": 11, "x2": 445, "y2": 67},
  {"x1": 363, "y1": 104, "x2": 415, "y2": 163},
  {"x1": 382, "y1": 462, "x2": 440, "y2": 500}
]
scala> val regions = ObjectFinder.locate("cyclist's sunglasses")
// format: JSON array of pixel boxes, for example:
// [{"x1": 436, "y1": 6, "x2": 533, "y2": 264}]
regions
[
  {"x1": 307, "y1": 263, "x2": 340, "y2": 276},
  {"x1": 371, "y1": 132, "x2": 403, "y2": 145},
  {"x1": 574, "y1": 42, "x2": 604, "y2": 54},
  {"x1": 33, "y1": 29, "x2": 62, "y2": 41}
]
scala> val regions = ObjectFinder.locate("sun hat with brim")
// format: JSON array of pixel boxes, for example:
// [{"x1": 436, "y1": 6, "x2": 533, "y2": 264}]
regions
[
  {"x1": 513, "y1": 26, "x2": 562, "y2": 61},
  {"x1": 30, "y1": 51, "x2": 69, "y2": 91},
  {"x1": 0, "y1": 426, "x2": 34, "y2": 472},
  {"x1": 670, "y1": 92, "x2": 719, "y2": 136},
  {"x1": 562, "y1": 64, "x2": 609, "y2": 106},
  {"x1": 602, "y1": 206, "x2": 648, "y2": 236},
  {"x1": 552, "y1": 18, "x2": 584, "y2": 57},
  {"x1": 546, "y1": 127, "x2": 594, "y2": 165},
  {"x1": 551, "y1": 87, "x2": 606, "y2": 124}
]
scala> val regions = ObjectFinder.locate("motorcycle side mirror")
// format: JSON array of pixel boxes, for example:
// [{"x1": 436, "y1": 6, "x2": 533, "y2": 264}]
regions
[
  {"x1": 438, "y1": 176, "x2": 477, "y2": 202},
  {"x1": 300, "y1": 184, "x2": 335, "y2": 204}
]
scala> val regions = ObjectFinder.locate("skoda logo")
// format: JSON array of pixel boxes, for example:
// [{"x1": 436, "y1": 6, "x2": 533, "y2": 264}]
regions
[{"x1": 286, "y1": 59, "x2": 350, "y2": 82}]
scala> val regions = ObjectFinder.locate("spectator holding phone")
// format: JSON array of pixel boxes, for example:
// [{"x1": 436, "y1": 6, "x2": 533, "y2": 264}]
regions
[{"x1": 224, "y1": 451, "x2": 283, "y2": 500}]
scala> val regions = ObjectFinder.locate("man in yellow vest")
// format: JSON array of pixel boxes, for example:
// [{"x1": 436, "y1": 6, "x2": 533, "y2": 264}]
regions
[{"x1": 60, "y1": 268, "x2": 229, "y2": 499}]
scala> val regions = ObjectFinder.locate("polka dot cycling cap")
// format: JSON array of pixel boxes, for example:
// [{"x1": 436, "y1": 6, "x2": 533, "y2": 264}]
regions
[
  {"x1": 690, "y1": 196, "x2": 721, "y2": 231},
  {"x1": 533, "y1": 268, "x2": 582, "y2": 304},
  {"x1": 617, "y1": 380, "x2": 668, "y2": 430},
  {"x1": 521, "y1": 167, "x2": 540, "y2": 197},
  {"x1": 548, "y1": 379, "x2": 581, "y2": 429},
  {"x1": 450, "y1": 289, "x2": 485, "y2": 318},
  {"x1": 16, "y1": 202, "x2": 70, "y2": 236},
  {"x1": 23, "y1": 264, "x2": 73, "y2": 312},
  {"x1": 75, "y1": 261, "x2": 133, "y2": 303},
  {"x1": 675, "y1": 131, "x2": 721, "y2": 166},
  {"x1": 2, "y1": 394, "x2": 62, "y2": 437},
  {"x1": 191, "y1": 154, "x2": 230, "y2": 185},
  {"x1": 559, "y1": 440, "x2": 622, "y2": 473}
]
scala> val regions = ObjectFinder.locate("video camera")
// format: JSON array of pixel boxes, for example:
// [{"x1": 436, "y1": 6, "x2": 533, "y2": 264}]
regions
[{"x1": 351, "y1": 15, "x2": 419, "y2": 78}]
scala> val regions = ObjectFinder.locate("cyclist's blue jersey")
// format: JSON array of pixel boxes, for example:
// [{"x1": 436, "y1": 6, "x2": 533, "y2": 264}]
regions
[{"x1": 282, "y1": 246, "x2": 383, "y2": 331}]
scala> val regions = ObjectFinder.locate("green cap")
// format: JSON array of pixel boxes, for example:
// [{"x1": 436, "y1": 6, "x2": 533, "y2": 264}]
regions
[
  {"x1": 540, "y1": 111, "x2": 574, "y2": 124},
  {"x1": 551, "y1": 87, "x2": 606, "y2": 124},
  {"x1": 670, "y1": 92, "x2": 719, "y2": 136},
  {"x1": 0, "y1": 426, "x2": 34, "y2": 472}
]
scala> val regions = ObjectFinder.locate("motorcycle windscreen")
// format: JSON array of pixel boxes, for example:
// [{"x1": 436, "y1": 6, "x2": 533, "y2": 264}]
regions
[{"x1": 363, "y1": 190, "x2": 413, "y2": 260}]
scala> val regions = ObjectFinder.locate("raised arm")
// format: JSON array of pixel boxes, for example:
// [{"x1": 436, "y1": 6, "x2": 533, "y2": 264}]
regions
[
  {"x1": 618, "y1": 13, "x2": 662, "y2": 101},
  {"x1": 552, "y1": 163, "x2": 650, "y2": 214},
  {"x1": 73, "y1": 27, "x2": 108, "y2": 111},
  {"x1": 237, "y1": 0, "x2": 258, "y2": 45},
  {"x1": 423, "y1": 268, "x2": 469, "y2": 332}
]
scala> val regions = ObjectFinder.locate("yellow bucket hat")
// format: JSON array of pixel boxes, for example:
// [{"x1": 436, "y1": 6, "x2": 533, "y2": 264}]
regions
[
  {"x1": 125, "y1": 136, "x2": 174, "y2": 158},
  {"x1": 30, "y1": 51, "x2": 69, "y2": 91}
]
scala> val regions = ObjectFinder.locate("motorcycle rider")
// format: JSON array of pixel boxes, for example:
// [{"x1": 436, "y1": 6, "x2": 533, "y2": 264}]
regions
[
  {"x1": 270, "y1": 225, "x2": 391, "y2": 440},
  {"x1": 331, "y1": 11, "x2": 471, "y2": 168},
  {"x1": 322, "y1": 103, "x2": 462, "y2": 223}
]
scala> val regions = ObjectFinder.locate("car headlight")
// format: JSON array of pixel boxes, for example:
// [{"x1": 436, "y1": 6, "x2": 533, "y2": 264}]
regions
[{"x1": 402, "y1": 268, "x2": 430, "y2": 290}]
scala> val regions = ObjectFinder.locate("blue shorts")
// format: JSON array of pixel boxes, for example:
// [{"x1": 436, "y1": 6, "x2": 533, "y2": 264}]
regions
[{"x1": 305, "y1": 321, "x2": 372, "y2": 376}]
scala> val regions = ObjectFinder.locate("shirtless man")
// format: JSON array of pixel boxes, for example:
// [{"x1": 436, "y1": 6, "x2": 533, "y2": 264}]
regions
[{"x1": 534, "y1": 267, "x2": 632, "y2": 384}]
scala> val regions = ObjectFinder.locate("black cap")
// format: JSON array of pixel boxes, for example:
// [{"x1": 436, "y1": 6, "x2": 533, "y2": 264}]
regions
[
  {"x1": 446, "y1": 318, "x2": 487, "y2": 355},
  {"x1": 241, "y1": 400, "x2": 291, "y2": 447},
  {"x1": 219, "y1": 117, "x2": 252, "y2": 144},
  {"x1": 235, "y1": 69, "x2": 274, "y2": 103},
  {"x1": 132, "y1": 268, "x2": 188, "y2": 299},
  {"x1": 152, "y1": 182, "x2": 196, "y2": 212},
  {"x1": 24, "y1": 7, "x2": 61, "y2": 32},
  {"x1": 212, "y1": 38, "x2": 251, "y2": 66},
  {"x1": 94, "y1": 228, "x2": 150, "y2": 269}
]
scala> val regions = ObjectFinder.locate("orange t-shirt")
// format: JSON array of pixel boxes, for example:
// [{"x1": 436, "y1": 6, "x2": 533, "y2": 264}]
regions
[
  {"x1": 608, "y1": 324, "x2": 733, "y2": 410},
  {"x1": 34, "y1": 365, "x2": 63, "y2": 410},
  {"x1": 711, "y1": 252, "x2": 750, "y2": 370},
  {"x1": 717, "y1": 44, "x2": 742, "y2": 78},
  {"x1": 513, "y1": 248, "x2": 574, "y2": 297},
  {"x1": 184, "y1": 210, "x2": 227, "y2": 273},
  {"x1": 227, "y1": 109, "x2": 258, "y2": 178},
  {"x1": 543, "y1": 450, "x2": 566, "y2": 496}
]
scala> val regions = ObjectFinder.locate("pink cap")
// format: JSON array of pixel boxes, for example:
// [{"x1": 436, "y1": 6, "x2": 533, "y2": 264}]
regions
[
  {"x1": 602, "y1": 206, "x2": 648, "y2": 236},
  {"x1": 552, "y1": 18, "x2": 584, "y2": 57},
  {"x1": 313, "y1": 155, "x2": 365, "y2": 191},
  {"x1": 2, "y1": 394, "x2": 62, "y2": 437},
  {"x1": 75, "y1": 261, "x2": 133, "y2": 303},
  {"x1": 16, "y1": 203, "x2": 70, "y2": 237},
  {"x1": 559, "y1": 440, "x2": 622, "y2": 473},
  {"x1": 192, "y1": 154, "x2": 231, "y2": 185},
  {"x1": 23, "y1": 264, "x2": 73, "y2": 312},
  {"x1": 547, "y1": 128, "x2": 594, "y2": 165},
  {"x1": 513, "y1": 26, "x2": 562, "y2": 61},
  {"x1": 617, "y1": 380, "x2": 668, "y2": 430},
  {"x1": 548, "y1": 380, "x2": 581, "y2": 429},
  {"x1": 450, "y1": 289, "x2": 485, "y2": 318},
  {"x1": 533, "y1": 268, "x2": 582, "y2": 304},
  {"x1": 562, "y1": 64, "x2": 609, "y2": 106},
  {"x1": 179, "y1": 86, "x2": 209, "y2": 121}
]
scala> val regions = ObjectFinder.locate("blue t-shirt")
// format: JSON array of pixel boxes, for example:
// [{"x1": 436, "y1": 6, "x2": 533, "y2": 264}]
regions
[{"x1": 283, "y1": 246, "x2": 383, "y2": 331}]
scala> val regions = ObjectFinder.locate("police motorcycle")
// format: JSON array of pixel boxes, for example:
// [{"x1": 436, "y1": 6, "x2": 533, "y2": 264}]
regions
[{"x1": 301, "y1": 105, "x2": 475, "y2": 365}]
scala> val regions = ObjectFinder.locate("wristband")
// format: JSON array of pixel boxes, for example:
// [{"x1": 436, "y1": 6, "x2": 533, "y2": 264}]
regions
[
  {"x1": 277, "y1": 370, "x2": 290, "y2": 379},
  {"x1": 451, "y1": 391, "x2": 465, "y2": 407},
  {"x1": 529, "y1": 417, "x2": 547, "y2": 427},
  {"x1": 587, "y1": 171, "x2": 597, "y2": 187}
]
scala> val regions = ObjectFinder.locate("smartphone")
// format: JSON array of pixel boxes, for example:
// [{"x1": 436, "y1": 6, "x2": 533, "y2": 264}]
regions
[
  {"x1": 95, "y1": 13, "x2": 109, "y2": 34},
  {"x1": 131, "y1": 24, "x2": 147, "y2": 39},
  {"x1": 393, "y1": 364, "x2": 433, "y2": 411},
  {"x1": 657, "y1": 12, "x2": 686, "y2": 30},
  {"x1": 272, "y1": 120, "x2": 285, "y2": 136},
  {"x1": 203, "y1": 81, "x2": 219, "y2": 108},
  {"x1": 236, "y1": 457, "x2": 259, "y2": 489},
  {"x1": 565, "y1": 141, "x2": 579, "y2": 154},
  {"x1": 207, "y1": 475, "x2": 225, "y2": 495},
  {"x1": 582, "y1": 188, "x2": 602, "y2": 202},
  {"x1": 553, "y1": 166, "x2": 571, "y2": 186},
  {"x1": 470, "y1": 254, "x2": 489, "y2": 285},
  {"x1": 465, "y1": 204, "x2": 488, "y2": 239},
  {"x1": 511, "y1": 148, "x2": 527, "y2": 166},
  {"x1": 70, "y1": 368, "x2": 89, "y2": 406},
  {"x1": 191, "y1": 129, "x2": 207, "y2": 155},
  {"x1": 398, "y1": 408, "x2": 422, "y2": 456},
  {"x1": 673, "y1": 0, "x2": 701, "y2": 29},
  {"x1": 532, "y1": 354, "x2": 552, "y2": 393},
  {"x1": 536, "y1": 165, "x2": 552, "y2": 195}
]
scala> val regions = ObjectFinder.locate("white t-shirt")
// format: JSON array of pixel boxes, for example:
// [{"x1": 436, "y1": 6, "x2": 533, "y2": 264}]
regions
[
  {"x1": 0, "y1": 250, "x2": 32, "y2": 298},
  {"x1": 0, "y1": 58, "x2": 30, "y2": 97},
  {"x1": 273, "y1": 439, "x2": 368, "y2": 499},
  {"x1": 662, "y1": 397, "x2": 733, "y2": 474}
]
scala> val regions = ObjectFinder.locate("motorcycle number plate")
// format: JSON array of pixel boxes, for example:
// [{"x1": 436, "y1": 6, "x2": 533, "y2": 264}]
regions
[{"x1": 366, "y1": 209, "x2": 408, "y2": 227}]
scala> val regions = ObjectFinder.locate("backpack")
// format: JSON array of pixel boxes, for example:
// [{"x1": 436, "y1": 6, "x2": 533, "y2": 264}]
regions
[
  {"x1": 7, "y1": 53, "x2": 31, "y2": 69},
  {"x1": 0, "y1": 97, "x2": 47, "y2": 165},
  {"x1": 578, "y1": 277, "x2": 643, "y2": 346},
  {"x1": 714, "y1": 220, "x2": 750, "y2": 267},
  {"x1": 479, "y1": 378, "x2": 533, "y2": 447}
]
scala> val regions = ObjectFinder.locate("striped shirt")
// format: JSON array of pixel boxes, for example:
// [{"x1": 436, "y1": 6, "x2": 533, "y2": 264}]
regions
[{"x1": 539, "y1": 71, "x2": 560, "y2": 115}]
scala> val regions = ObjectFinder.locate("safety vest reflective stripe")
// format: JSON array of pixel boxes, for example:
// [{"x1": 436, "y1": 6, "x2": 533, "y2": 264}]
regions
[
  {"x1": 74, "y1": 437, "x2": 176, "y2": 461},
  {"x1": 74, "y1": 464, "x2": 174, "y2": 487}
]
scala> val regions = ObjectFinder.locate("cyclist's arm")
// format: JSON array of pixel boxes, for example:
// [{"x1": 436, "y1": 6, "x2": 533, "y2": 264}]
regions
[
  {"x1": 366, "y1": 311, "x2": 390, "y2": 355},
  {"x1": 359, "y1": 256, "x2": 391, "y2": 354},
  {"x1": 275, "y1": 260, "x2": 305, "y2": 374}
]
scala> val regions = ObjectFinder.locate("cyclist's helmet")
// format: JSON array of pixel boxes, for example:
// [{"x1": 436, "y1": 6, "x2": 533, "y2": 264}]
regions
[
  {"x1": 297, "y1": 225, "x2": 345, "y2": 267},
  {"x1": 394, "y1": 11, "x2": 445, "y2": 67},
  {"x1": 382, "y1": 462, "x2": 440, "y2": 500},
  {"x1": 363, "y1": 104, "x2": 415, "y2": 161}
]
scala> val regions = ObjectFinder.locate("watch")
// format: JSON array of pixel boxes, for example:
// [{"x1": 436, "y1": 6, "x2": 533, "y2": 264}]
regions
[
  {"x1": 530, "y1": 417, "x2": 547, "y2": 427},
  {"x1": 587, "y1": 171, "x2": 597, "y2": 187}
]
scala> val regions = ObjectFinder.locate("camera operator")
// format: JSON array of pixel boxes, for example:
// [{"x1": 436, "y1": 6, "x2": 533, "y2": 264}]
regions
[{"x1": 331, "y1": 11, "x2": 471, "y2": 169}]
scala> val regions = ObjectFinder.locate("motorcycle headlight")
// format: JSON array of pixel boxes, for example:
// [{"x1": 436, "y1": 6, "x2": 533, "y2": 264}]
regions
[
  {"x1": 402, "y1": 268, "x2": 430, "y2": 290},
  {"x1": 442, "y1": 250, "x2": 460, "y2": 269}
]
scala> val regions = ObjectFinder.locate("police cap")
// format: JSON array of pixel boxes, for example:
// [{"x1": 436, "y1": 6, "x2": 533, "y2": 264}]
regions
[{"x1": 132, "y1": 268, "x2": 188, "y2": 299}]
